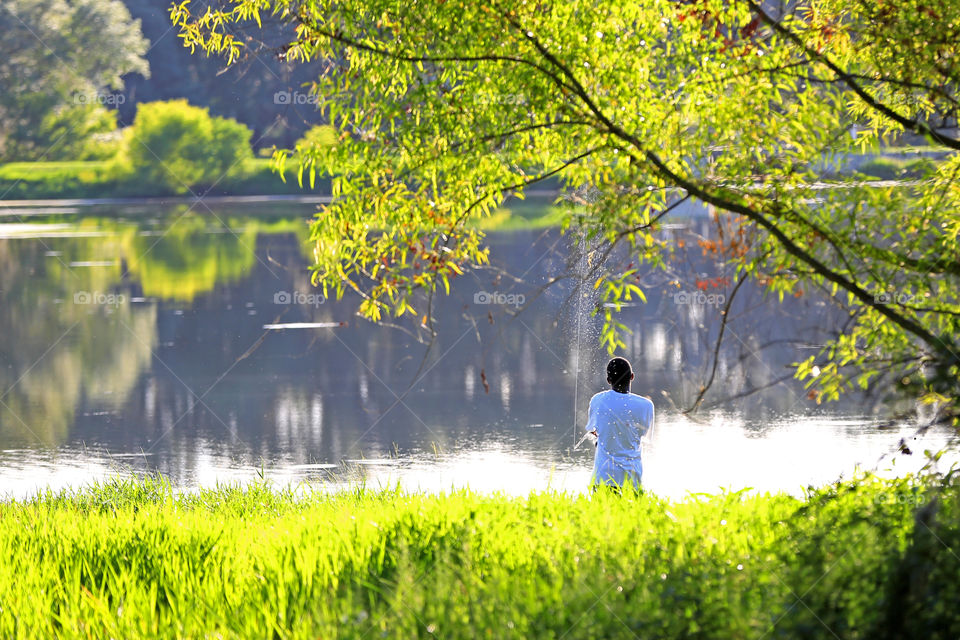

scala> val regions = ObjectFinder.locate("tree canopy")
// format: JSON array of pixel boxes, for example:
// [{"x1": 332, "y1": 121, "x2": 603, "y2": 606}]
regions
[
  {"x1": 0, "y1": 0, "x2": 150, "y2": 161},
  {"x1": 173, "y1": 0, "x2": 960, "y2": 425}
]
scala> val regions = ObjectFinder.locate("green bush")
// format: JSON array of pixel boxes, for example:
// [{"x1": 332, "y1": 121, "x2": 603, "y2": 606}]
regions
[
  {"x1": 296, "y1": 124, "x2": 339, "y2": 150},
  {"x1": 120, "y1": 99, "x2": 254, "y2": 195},
  {"x1": 81, "y1": 129, "x2": 126, "y2": 161},
  {"x1": 858, "y1": 155, "x2": 940, "y2": 180},
  {"x1": 902, "y1": 157, "x2": 938, "y2": 178},
  {"x1": 859, "y1": 157, "x2": 904, "y2": 180},
  {"x1": 213, "y1": 157, "x2": 329, "y2": 195}
]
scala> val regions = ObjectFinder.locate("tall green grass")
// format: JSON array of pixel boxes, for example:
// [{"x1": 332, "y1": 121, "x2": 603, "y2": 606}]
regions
[{"x1": 0, "y1": 474, "x2": 957, "y2": 638}]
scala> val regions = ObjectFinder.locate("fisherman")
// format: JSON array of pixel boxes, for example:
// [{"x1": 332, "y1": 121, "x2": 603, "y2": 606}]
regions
[{"x1": 584, "y1": 357, "x2": 654, "y2": 492}]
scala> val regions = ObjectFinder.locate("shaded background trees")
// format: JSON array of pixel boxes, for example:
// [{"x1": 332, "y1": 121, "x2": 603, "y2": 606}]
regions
[
  {"x1": 116, "y1": 0, "x2": 320, "y2": 148},
  {"x1": 0, "y1": 0, "x2": 325, "y2": 163},
  {"x1": 0, "y1": 0, "x2": 149, "y2": 161}
]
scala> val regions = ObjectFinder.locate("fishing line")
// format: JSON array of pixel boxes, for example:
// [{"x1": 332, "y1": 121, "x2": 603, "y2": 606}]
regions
[{"x1": 572, "y1": 228, "x2": 586, "y2": 446}]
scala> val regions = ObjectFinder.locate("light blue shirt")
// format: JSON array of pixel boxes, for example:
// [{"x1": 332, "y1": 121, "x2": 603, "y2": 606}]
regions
[{"x1": 586, "y1": 389, "x2": 654, "y2": 487}]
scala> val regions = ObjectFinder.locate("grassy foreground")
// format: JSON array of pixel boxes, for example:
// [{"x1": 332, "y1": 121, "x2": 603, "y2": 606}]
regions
[{"x1": 1, "y1": 476, "x2": 958, "y2": 639}]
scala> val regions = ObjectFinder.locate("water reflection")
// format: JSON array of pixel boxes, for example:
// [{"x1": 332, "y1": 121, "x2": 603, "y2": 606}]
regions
[
  {"x1": 0, "y1": 235, "x2": 156, "y2": 446},
  {"x1": 0, "y1": 205, "x2": 954, "y2": 499}
]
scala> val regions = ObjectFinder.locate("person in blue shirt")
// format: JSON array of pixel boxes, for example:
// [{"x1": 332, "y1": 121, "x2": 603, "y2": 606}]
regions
[{"x1": 585, "y1": 357, "x2": 655, "y2": 491}]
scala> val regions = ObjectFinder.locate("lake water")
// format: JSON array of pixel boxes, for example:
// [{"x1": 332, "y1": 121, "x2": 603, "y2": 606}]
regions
[{"x1": 0, "y1": 199, "x2": 954, "y2": 500}]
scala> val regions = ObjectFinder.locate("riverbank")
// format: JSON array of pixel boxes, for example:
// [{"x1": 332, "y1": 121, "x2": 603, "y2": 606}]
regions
[
  {"x1": 0, "y1": 147, "x2": 946, "y2": 203},
  {"x1": 0, "y1": 192, "x2": 565, "y2": 232},
  {"x1": 2, "y1": 474, "x2": 957, "y2": 638},
  {"x1": 0, "y1": 159, "x2": 324, "y2": 200}
]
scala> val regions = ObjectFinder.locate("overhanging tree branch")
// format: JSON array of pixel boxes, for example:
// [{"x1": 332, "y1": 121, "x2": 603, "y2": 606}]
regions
[
  {"x1": 501, "y1": 13, "x2": 959, "y2": 366},
  {"x1": 744, "y1": 0, "x2": 960, "y2": 151}
]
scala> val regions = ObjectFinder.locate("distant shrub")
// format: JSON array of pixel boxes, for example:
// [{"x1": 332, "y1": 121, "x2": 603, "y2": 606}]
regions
[
  {"x1": 81, "y1": 129, "x2": 126, "y2": 161},
  {"x1": 902, "y1": 157, "x2": 938, "y2": 178},
  {"x1": 296, "y1": 124, "x2": 339, "y2": 150},
  {"x1": 859, "y1": 155, "x2": 940, "y2": 180},
  {"x1": 120, "y1": 100, "x2": 253, "y2": 194},
  {"x1": 207, "y1": 116, "x2": 255, "y2": 180},
  {"x1": 214, "y1": 158, "x2": 328, "y2": 196},
  {"x1": 274, "y1": 124, "x2": 340, "y2": 189},
  {"x1": 859, "y1": 157, "x2": 903, "y2": 180}
]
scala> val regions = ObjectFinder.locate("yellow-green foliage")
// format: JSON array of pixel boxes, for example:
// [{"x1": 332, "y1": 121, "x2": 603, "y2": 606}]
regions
[{"x1": 1, "y1": 475, "x2": 957, "y2": 638}]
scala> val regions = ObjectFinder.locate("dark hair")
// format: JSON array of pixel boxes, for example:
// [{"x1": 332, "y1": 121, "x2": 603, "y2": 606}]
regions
[{"x1": 606, "y1": 357, "x2": 632, "y2": 387}]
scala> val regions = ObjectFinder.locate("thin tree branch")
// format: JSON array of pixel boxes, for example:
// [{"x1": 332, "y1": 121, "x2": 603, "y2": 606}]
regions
[{"x1": 683, "y1": 274, "x2": 748, "y2": 414}]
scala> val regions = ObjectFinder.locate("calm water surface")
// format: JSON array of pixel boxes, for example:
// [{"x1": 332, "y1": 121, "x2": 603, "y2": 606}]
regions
[{"x1": 0, "y1": 201, "x2": 954, "y2": 500}]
